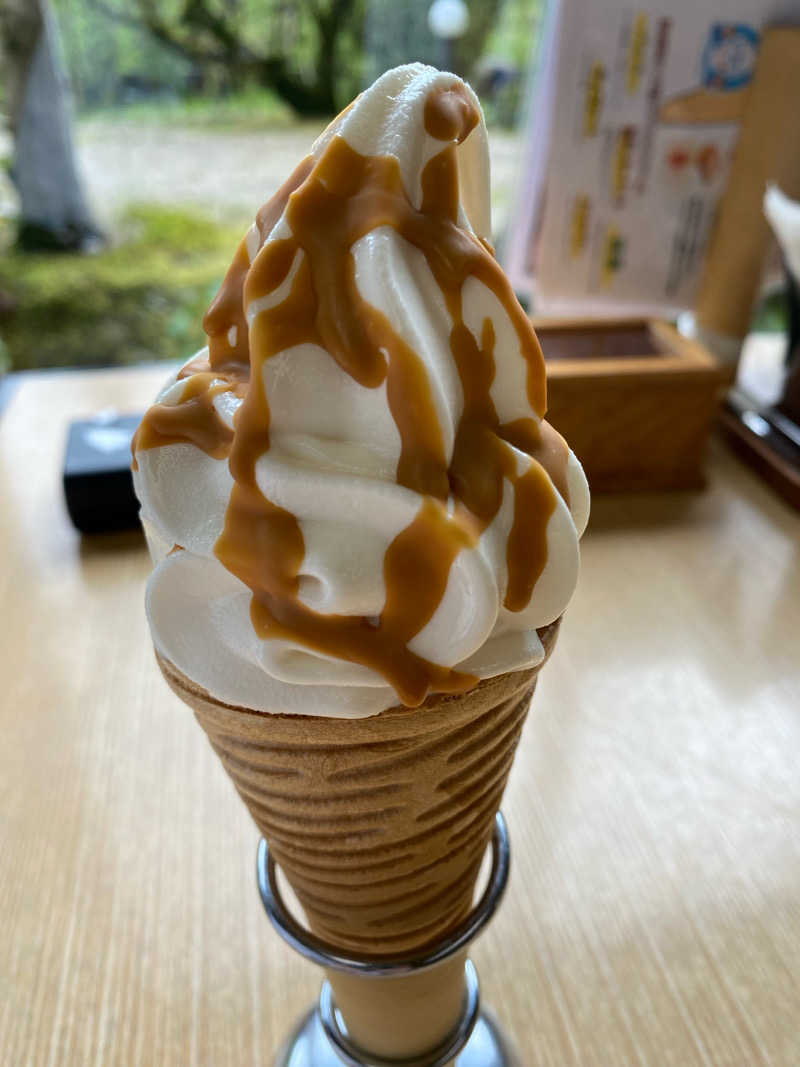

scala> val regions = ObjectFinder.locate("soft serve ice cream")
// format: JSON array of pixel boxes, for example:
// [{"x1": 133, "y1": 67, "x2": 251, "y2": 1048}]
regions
[{"x1": 132, "y1": 64, "x2": 589, "y2": 718}]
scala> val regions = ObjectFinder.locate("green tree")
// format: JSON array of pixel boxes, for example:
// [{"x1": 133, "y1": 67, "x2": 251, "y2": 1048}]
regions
[
  {"x1": 456, "y1": 0, "x2": 504, "y2": 76},
  {"x1": 55, "y1": 0, "x2": 191, "y2": 109},
  {"x1": 86, "y1": 0, "x2": 366, "y2": 115}
]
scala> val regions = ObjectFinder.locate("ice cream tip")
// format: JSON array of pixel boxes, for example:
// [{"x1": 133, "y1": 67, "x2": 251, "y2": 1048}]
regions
[{"x1": 133, "y1": 64, "x2": 590, "y2": 717}]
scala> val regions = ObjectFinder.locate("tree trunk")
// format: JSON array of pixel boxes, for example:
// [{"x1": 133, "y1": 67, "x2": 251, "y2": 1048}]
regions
[
  {"x1": 258, "y1": 58, "x2": 337, "y2": 116},
  {"x1": 4, "y1": 0, "x2": 102, "y2": 251},
  {"x1": 457, "y1": 0, "x2": 504, "y2": 80}
]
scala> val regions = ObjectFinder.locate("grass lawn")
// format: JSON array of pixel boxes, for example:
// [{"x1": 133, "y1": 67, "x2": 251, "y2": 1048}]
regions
[
  {"x1": 80, "y1": 86, "x2": 296, "y2": 133},
  {"x1": 0, "y1": 205, "x2": 247, "y2": 372},
  {"x1": 0, "y1": 88, "x2": 319, "y2": 374}
]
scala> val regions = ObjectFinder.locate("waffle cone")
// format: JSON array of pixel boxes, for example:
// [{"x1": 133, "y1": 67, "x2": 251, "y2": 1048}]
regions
[{"x1": 157, "y1": 619, "x2": 559, "y2": 956}]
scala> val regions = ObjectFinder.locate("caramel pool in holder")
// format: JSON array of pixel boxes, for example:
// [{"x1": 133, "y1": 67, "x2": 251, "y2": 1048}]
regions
[{"x1": 260, "y1": 814, "x2": 516, "y2": 1067}]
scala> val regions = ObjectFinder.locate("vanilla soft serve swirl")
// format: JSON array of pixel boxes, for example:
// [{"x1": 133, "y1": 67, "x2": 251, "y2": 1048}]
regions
[{"x1": 132, "y1": 64, "x2": 590, "y2": 717}]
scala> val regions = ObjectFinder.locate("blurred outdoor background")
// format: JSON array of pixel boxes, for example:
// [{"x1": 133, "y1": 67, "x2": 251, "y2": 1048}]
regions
[{"x1": 0, "y1": 0, "x2": 541, "y2": 373}]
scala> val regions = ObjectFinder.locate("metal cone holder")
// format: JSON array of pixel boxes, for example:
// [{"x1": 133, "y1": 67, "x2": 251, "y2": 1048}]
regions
[{"x1": 257, "y1": 813, "x2": 518, "y2": 1067}]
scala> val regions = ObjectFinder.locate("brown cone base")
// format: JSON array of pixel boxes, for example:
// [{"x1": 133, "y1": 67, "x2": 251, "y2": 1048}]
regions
[{"x1": 158, "y1": 619, "x2": 559, "y2": 956}]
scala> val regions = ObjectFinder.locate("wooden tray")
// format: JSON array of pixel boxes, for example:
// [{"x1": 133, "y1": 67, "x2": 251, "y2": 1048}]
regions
[{"x1": 535, "y1": 317, "x2": 727, "y2": 491}]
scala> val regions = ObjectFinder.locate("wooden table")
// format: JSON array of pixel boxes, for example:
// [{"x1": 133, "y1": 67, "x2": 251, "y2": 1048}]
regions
[{"x1": 2, "y1": 366, "x2": 799, "y2": 1066}]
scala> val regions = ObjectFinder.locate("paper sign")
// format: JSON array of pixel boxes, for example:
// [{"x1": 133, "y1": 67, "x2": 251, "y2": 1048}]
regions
[{"x1": 505, "y1": 0, "x2": 791, "y2": 316}]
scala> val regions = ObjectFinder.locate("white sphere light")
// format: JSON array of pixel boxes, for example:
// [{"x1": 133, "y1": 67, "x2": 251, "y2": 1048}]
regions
[{"x1": 428, "y1": 0, "x2": 470, "y2": 40}]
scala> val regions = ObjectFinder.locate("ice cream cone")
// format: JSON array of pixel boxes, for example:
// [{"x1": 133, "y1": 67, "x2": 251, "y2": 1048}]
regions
[
  {"x1": 133, "y1": 64, "x2": 589, "y2": 1064},
  {"x1": 157, "y1": 618, "x2": 559, "y2": 1058},
  {"x1": 157, "y1": 618, "x2": 559, "y2": 958}
]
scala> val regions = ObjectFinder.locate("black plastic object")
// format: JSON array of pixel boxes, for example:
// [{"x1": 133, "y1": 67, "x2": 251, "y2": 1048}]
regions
[{"x1": 63, "y1": 413, "x2": 142, "y2": 533}]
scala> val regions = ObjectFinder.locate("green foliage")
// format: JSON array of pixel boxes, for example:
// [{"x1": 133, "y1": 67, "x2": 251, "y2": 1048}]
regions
[
  {"x1": 82, "y1": 84, "x2": 294, "y2": 130},
  {"x1": 484, "y1": 0, "x2": 543, "y2": 68},
  {"x1": 53, "y1": 0, "x2": 538, "y2": 119},
  {"x1": 0, "y1": 205, "x2": 246, "y2": 370},
  {"x1": 54, "y1": 0, "x2": 192, "y2": 109},
  {"x1": 480, "y1": 0, "x2": 544, "y2": 127},
  {"x1": 53, "y1": 0, "x2": 365, "y2": 115},
  {"x1": 362, "y1": 0, "x2": 438, "y2": 84}
]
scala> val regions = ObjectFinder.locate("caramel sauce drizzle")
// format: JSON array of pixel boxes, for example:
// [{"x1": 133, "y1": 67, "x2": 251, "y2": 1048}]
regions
[
  {"x1": 130, "y1": 157, "x2": 315, "y2": 467},
  {"x1": 423, "y1": 85, "x2": 480, "y2": 142},
  {"x1": 134, "y1": 83, "x2": 571, "y2": 706}
]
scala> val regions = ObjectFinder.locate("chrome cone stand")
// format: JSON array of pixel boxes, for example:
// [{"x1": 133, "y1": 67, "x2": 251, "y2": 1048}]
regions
[{"x1": 257, "y1": 813, "x2": 519, "y2": 1067}]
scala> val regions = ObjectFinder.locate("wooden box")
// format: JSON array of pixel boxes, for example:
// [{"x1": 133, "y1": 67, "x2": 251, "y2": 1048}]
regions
[{"x1": 535, "y1": 318, "x2": 727, "y2": 491}]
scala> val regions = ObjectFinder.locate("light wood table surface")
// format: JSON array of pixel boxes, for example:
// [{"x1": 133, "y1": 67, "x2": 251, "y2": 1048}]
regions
[{"x1": 2, "y1": 366, "x2": 799, "y2": 1067}]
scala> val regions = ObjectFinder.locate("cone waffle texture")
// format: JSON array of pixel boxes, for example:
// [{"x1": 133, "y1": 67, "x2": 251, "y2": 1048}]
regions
[{"x1": 157, "y1": 619, "x2": 560, "y2": 955}]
